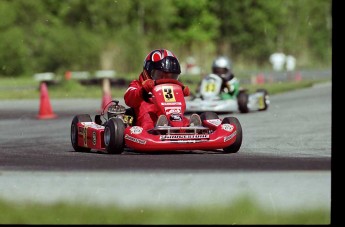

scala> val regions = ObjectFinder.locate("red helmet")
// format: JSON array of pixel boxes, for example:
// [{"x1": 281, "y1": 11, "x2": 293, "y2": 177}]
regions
[{"x1": 141, "y1": 49, "x2": 181, "y2": 81}]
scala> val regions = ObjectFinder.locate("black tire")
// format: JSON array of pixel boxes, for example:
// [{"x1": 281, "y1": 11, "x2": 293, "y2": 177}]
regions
[
  {"x1": 222, "y1": 117, "x2": 242, "y2": 153},
  {"x1": 256, "y1": 89, "x2": 269, "y2": 111},
  {"x1": 104, "y1": 118, "x2": 125, "y2": 154},
  {"x1": 199, "y1": 111, "x2": 219, "y2": 121},
  {"x1": 71, "y1": 114, "x2": 92, "y2": 152},
  {"x1": 237, "y1": 91, "x2": 249, "y2": 113}
]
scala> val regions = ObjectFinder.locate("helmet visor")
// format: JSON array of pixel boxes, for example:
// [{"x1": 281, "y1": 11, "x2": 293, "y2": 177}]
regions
[
  {"x1": 213, "y1": 67, "x2": 228, "y2": 75},
  {"x1": 151, "y1": 70, "x2": 180, "y2": 80},
  {"x1": 152, "y1": 56, "x2": 181, "y2": 74}
]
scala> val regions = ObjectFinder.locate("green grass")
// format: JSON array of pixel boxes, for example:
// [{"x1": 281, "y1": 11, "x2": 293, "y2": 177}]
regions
[
  {"x1": 0, "y1": 196, "x2": 329, "y2": 224},
  {"x1": 0, "y1": 76, "x2": 331, "y2": 100}
]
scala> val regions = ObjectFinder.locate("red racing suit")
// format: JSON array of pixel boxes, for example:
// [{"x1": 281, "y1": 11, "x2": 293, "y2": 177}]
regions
[{"x1": 124, "y1": 73, "x2": 189, "y2": 130}]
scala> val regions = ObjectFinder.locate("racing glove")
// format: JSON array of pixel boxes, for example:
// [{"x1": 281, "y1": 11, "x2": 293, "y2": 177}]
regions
[
  {"x1": 182, "y1": 85, "x2": 190, "y2": 97},
  {"x1": 142, "y1": 79, "x2": 155, "y2": 93},
  {"x1": 226, "y1": 80, "x2": 238, "y2": 96}
]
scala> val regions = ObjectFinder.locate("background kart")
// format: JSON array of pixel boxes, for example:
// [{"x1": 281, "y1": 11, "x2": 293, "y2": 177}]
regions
[
  {"x1": 71, "y1": 79, "x2": 243, "y2": 154},
  {"x1": 185, "y1": 73, "x2": 270, "y2": 114}
]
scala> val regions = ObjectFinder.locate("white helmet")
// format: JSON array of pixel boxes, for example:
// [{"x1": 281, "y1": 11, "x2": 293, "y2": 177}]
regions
[{"x1": 212, "y1": 56, "x2": 233, "y2": 81}]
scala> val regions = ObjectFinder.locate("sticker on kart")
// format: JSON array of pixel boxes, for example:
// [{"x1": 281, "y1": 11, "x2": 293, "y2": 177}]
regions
[
  {"x1": 224, "y1": 131, "x2": 237, "y2": 142},
  {"x1": 162, "y1": 86, "x2": 176, "y2": 102},
  {"x1": 203, "y1": 79, "x2": 217, "y2": 93},
  {"x1": 124, "y1": 134, "x2": 147, "y2": 144},
  {"x1": 221, "y1": 124, "x2": 234, "y2": 132},
  {"x1": 130, "y1": 126, "x2": 143, "y2": 134},
  {"x1": 160, "y1": 134, "x2": 209, "y2": 140},
  {"x1": 258, "y1": 96, "x2": 265, "y2": 109},
  {"x1": 165, "y1": 106, "x2": 181, "y2": 115},
  {"x1": 81, "y1": 122, "x2": 104, "y2": 129}
]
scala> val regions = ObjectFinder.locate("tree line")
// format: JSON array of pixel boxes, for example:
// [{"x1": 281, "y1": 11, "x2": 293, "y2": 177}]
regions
[{"x1": 0, "y1": 0, "x2": 332, "y2": 77}]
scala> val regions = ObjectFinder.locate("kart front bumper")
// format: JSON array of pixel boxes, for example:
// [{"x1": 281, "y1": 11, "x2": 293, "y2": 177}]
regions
[{"x1": 124, "y1": 125, "x2": 238, "y2": 152}]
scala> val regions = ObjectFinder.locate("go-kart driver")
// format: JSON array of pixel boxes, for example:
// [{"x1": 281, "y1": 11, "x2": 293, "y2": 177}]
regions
[
  {"x1": 211, "y1": 56, "x2": 240, "y2": 99},
  {"x1": 124, "y1": 49, "x2": 201, "y2": 130}
]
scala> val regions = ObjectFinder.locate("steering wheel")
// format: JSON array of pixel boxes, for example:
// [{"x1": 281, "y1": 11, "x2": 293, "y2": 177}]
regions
[
  {"x1": 154, "y1": 78, "x2": 184, "y2": 88},
  {"x1": 143, "y1": 79, "x2": 185, "y2": 102}
]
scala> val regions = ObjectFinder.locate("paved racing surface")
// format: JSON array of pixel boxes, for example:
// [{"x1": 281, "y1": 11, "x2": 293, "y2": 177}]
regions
[{"x1": 0, "y1": 82, "x2": 331, "y2": 214}]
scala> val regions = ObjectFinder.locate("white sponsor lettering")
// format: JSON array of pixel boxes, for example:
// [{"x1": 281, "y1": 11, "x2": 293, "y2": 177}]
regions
[
  {"x1": 125, "y1": 134, "x2": 146, "y2": 144},
  {"x1": 160, "y1": 134, "x2": 209, "y2": 140},
  {"x1": 224, "y1": 131, "x2": 237, "y2": 142},
  {"x1": 160, "y1": 102, "x2": 182, "y2": 106}
]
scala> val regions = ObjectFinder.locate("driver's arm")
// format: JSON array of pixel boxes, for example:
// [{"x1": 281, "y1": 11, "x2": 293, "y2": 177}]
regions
[
  {"x1": 226, "y1": 78, "x2": 240, "y2": 96},
  {"x1": 124, "y1": 80, "x2": 145, "y2": 108}
]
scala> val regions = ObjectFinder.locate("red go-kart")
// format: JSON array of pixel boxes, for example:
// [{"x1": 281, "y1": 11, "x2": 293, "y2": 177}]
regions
[{"x1": 70, "y1": 79, "x2": 243, "y2": 154}]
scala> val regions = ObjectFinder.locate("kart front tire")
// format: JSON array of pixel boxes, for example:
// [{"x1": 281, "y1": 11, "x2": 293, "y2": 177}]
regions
[
  {"x1": 199, "y1": 111, "x2": 219, "y2": 126},
  {"x1": 222, "y1": 117, "x2": 242, "y2": 153},
  {"x1": 237, "y1": 91, "x2": 249, "y2": 113},
  {"x1": 71, "y1": 114, "x2": 92, "y2": 152},
  {"x1": 199, "y1": 111, "x2": 219, "y2": 120},
  {"x1": 104, "y1": 118, "x2": 125, "y2": 154}
]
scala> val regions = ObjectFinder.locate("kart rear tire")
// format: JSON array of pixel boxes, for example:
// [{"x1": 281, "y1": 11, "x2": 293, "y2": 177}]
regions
[
  {"x1": 256, "y1": 89, "x2": 269, "y2": 111},
  {"x1": 237, "y1": 91, "x2": 249, "y2": 113},
  {"x1": 104, "y1": 118, "x2": 125, "y2": 154},
  {"x1": 222, "y1": 117, "x2": 242, "y2": 153},
  {"x1": 71, "y1": 114, "x2": 92, "y2": 152}
]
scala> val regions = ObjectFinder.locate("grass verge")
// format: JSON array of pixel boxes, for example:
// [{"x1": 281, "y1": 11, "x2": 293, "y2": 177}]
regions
[{"x1": 0, "y1": 196, "x2": 329, "y2": 224}]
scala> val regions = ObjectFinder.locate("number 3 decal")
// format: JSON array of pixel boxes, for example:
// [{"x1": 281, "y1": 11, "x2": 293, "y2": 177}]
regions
[{"x1": 162, "y1": 86, "x2": 176, "y2": 102}]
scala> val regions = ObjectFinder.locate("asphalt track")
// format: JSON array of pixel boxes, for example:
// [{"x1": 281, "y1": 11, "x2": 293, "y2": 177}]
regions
[{"x1": 0, "y1": 82, "x2": 331, "y2": 213}]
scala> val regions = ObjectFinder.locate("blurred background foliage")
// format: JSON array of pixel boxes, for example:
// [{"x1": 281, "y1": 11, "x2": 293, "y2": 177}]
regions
[{"x1": 0, "y1": 0, "x2": 332, "y2": 77}]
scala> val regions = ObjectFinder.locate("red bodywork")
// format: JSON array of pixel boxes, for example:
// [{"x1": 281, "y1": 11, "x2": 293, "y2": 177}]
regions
[
  {"x1": 75, "y1": 80, "x2": 238, "y2": 152},
  {"x1": 76, "y1": 122, "x2": 105, "y2": 150}
]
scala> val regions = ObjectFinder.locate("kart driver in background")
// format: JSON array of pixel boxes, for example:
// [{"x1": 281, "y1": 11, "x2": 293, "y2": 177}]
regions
[
  {"x1": 211, "y1": 56, "x2": 240, "y2": 99},
  {"x1": 124, "y1": 49, "x2": 201, "y2": 130}
]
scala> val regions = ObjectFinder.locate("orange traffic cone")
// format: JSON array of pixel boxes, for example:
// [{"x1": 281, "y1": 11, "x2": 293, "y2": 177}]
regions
[
  {"x1": 100, "y1": 78, "x2": 112, "y2": 112},
  {"x1": 65, "y1": 71, "x2": 72, "y2": 80},
  {"x1": 294, "y1": 71, "x2": 302, "y2": 82},
  {"x1": 256, "y1": 73, "x2": 265, "y2": 84},
  {"x1": 37, "y1": 82, "x2": 57, "y2": 119}
]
